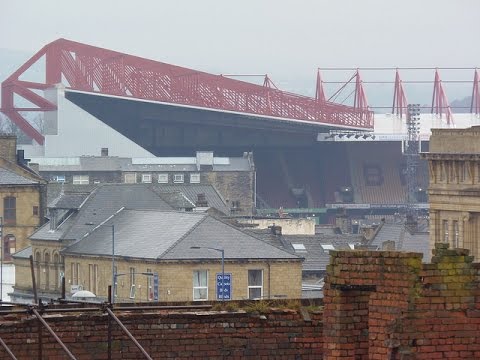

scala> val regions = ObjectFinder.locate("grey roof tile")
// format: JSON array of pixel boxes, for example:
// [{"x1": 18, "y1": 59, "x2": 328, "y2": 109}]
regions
[
  {"x1": 150, "y1": 184, "x2": 229, "y2": 215},
  {"x1": 12, "y1": 246, "x2": 32, "y2": 259},
  {"x1": 0, "y1": 168, "x2": 39, "y2": 185},
  {"x1": 63, "y1": 210, "x2": 300, "y2": 261},
  {"x1": 31, "y1": 184, "x2": 174, "y2": 242},
  {"x1": 50, "y1": 192, "x2": 91, "y2": 209},
  {"x1": 371, "y1": 222, "x2": 431, "y2": 261},
  {"x1": 245, "y1": 229, "x2": 364, "y2": 271}
]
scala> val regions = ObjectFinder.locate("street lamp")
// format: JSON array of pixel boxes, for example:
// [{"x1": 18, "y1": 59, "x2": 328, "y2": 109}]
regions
[
  {"x1": 190, "y1": 246, "x2": 225, "y2": 302},
  {"x1": 0, "y1": 216, "x2": 3, "y2": 302},
  {"x1": 86, "y1": 221, "x2": 116, "y2": 303}
]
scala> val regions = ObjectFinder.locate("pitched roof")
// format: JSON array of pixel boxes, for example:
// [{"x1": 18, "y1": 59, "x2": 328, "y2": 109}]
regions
[
  {"x1": 0, "y1": 167, "x2": 40, "y2": 185},
  {"x1": 31, "y1": 184, "x2": 174, "y2": 242},
  {"x1": 150, "y1": 184, "x2": 229, "y2": 215},
  {"x1": 370, "y1": 222, "x2": 431, "y2": 261},
  {"x1": 50, "y1": 192, "x2": 91, "y2": 209},
  {"x1": 47, "y1": 183, "x2": 99, "y2": 206},
  {"x1": 12, "y1": 246, "x2": 32, "y2": 259},
  {"x1": 245, "y1": 229, "x2": 364, "y2": 271},
  {"x1": 63, "y1": 209, "x2": 300, "y2": 261}
]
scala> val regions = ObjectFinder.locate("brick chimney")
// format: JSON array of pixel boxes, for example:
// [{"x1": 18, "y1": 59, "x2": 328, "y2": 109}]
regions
[{"x1": 195, "y1": 193, "x2": 208, "y2": 207}]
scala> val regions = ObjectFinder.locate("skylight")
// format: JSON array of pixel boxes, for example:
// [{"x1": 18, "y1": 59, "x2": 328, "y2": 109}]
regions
[
  {"x1": 292, "y1": 243, "x2": 306, "y2": 252},
  {"x1": 321, "y1": 244, "x2": 335, "y2": 253}
]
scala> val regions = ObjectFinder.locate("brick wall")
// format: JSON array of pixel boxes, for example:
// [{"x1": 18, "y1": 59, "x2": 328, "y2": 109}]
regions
[
  {"x1": 323, "y1": 243, "x2": 480, "y2": 360},
  {"x1": 0, "y1": 309, "x2": 323, "y2": 359}
]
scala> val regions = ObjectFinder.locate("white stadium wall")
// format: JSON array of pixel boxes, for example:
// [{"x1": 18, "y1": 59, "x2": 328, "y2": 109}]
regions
[{"x1": 19, "y1": 86, "x2": 155, "y2": 158}]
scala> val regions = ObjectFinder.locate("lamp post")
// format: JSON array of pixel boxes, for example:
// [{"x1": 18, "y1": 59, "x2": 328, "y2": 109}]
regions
[
  {"x1": 0, "y1": 216, "x2": 3, "y2": 302},
  {"x1": 87, "y1": 222, "x2": 116, "y2": 303},
  {"x1": 110, "y1": 224, "x2": 115, "y2": 304},
  {"x1": 190, "y1": 246, "x2": 225, "y2": 302}
]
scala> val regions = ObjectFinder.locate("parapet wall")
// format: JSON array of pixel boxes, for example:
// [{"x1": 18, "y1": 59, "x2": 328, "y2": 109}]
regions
[
  {"x1": 323, "y1": 243, "x2": 480, "y2": 360},
  {"x1": 0, "y1": 309, "x2": 323, "y2": 359},
  {"x1": 3, "y1": 243, "x2": 480, "y2": 359}
]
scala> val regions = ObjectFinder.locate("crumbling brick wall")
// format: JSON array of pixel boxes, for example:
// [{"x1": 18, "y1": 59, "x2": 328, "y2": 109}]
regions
[
  {"x1": 0, "y1": 309, "x2": 323, "y2": 359},
  {"x1": 323, "y1": 243, "x2": 480, "y2": 360}
]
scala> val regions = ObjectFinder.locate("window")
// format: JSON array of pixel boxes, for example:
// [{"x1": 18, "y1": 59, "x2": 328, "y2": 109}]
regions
[
  {"x1": 147, "y1": 268, "x2": 153, "y2": 301},
  {"x1": 443, "y1": 220, "x2": 449, "y2": 243},
  {"x1": 141, "y1": 174, "x2": 152, "y2": 183},
  {"x1": 453, "y1": 220, "x2": 459, "y2": 248},
  {"x1": 173, "y1": 174, "x2": 184, "y2": 183},
  {"x1": 88, "y1": 264, "x2": 98, "y2": 294},
  {"x1": 193, "y1": 270, "x2": 208, "y2": 301},
  {"x1": 3, "y1": 235, "x2": 16, "y2": 261},
  {"x1": 33, "y1": 206, "x2": 39, "y2": 216},
  {"x1": 72, "y1": 175, "x2": 89, "y2": 185},
  {"x1": 124, "y1": 173, "x2": 137, "y2": 184},
  {"x1": 190, "y1": 173, "x2": 200, "y2": 184},
  {"x1": 71, "y1": 262, "x2": 80, "y2": 285},
  {"x1": 440, "y1": 163, "x2": 446, "y2": 182},
  {"x1": 248, "y1": 270, "x2": 263, "y2": 300},
  {"x1": 3, "y1": 197, "x2": 16, "y2": 225},
  {"x1": 458, "y1": 163, "x2": 465, "y2": 183},
  {"x1": 52, "y1": 175, "x2": 66, "y2": 183},
  {"x1": 129, "y1": 267, "x2": 136, "y2": 299},
  {"x1": 158, "y1": 174, "x2": 168, "y2": 184}
]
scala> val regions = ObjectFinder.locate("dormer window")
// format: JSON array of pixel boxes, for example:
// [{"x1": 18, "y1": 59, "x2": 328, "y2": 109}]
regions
[{"x1": 173, "y1": 174, "x2": 184, "y2": 183}]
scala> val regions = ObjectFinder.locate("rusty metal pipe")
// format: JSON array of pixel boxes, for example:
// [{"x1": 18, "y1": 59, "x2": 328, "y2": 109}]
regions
[
  {"x1": 0, "y1": 336, "x2": 17, "y2": 360},
  {"x1": 31, "y1": 308, "x2": 77, "y2": 360},
  {"x1": 106, "y1": 308, "x2": 152, "y2": 360}
]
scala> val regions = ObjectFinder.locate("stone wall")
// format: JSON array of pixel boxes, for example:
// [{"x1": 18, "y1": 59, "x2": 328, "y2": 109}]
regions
[{"x1": 0, "y1": 135, "x2": 17, "y2": 163}]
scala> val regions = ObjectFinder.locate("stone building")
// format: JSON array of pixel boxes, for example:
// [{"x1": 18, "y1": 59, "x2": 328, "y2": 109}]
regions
[
  {"x1": 12, "y1": 184, "x2": 301, "y2": 302},
  {"x1": 30, "y1": 151, "x2": 255, "y2": 216},
  {"x1": 422, "y1": 126, "x2": 480, "y2": 259},
  {"x1": 0, "y1": 135, "x2": 46, "y2": 260},
  {"x1": 62, "y1": 209, "x2": 301, "y2": 302}
]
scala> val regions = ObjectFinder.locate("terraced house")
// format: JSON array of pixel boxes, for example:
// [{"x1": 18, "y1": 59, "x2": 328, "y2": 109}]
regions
[
  {"x1": 0, "y1": 135, "x2": 46, "y2": 260},
  {"x1": 12, "y1": 183, "x2": 301, "y2": 302}
]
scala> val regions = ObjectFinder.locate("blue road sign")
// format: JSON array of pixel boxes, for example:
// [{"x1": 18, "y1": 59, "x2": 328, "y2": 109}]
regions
[
  {"x1": 153, "y1": 272, "x2": 159, "y2": 301},
  {"x1": 216, "y1": 273, "x2": 232, "y2": 300}
]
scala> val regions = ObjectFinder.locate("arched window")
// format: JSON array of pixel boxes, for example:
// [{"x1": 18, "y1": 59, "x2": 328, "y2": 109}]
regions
[
  {"x1": 35, "y1": 251, "x2": 41, "y2": 288},
  {"x1": 44, "y1": 252, "x2": 50, "y2": 290},
  {"x1": 3, "y1": 235, "x2": 16, "y2": 261},
  {"x1": 3, "y1": 197, "x2": 16, "y2": 225},
  {"x1": 53, "y1": 252, "x2": 60, "y2": 289}
]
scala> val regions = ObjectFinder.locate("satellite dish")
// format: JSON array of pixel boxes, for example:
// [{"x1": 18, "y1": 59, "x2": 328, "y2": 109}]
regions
[{"x1": 72, "y1": 290, "x2": 96, "y2": 299}]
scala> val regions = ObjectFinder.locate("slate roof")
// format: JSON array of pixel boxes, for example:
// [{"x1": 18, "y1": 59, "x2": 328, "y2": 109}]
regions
[
  {"x1": 50, "y1": 192, "x2": 91, "y2": 209},
  {"x1": 0, "y1": 167, "x2": 40, "y2": 185},
  {"x1": 47, "y1": 183, "x2": 99, "y2": 206},
  {"x1": 31, "y1": 184, "x2": 174, "y2": 242},
  {"x1": 370, "y1": 222, "x2": 431, "y2": 261},
  {"x1": 245, "y1": 229, "x2": 364, "y2": 272},
  {"x1": 63, "y1": 209, "x2": 300, "y2": 261},
  {"x1": 150, "y1": 184, "x2": 229, "y2": 215},
  {"x1": 12, "y1": 246, "x2": 32, "y2": 259},
  {"x1": 31, "y1": 156, "x2": 252, "y2": 172}
]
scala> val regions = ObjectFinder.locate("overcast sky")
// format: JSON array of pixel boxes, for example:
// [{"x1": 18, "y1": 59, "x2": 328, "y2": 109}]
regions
[{"x1": 1, "y1": 0, "x2": 479, "y2": 98}]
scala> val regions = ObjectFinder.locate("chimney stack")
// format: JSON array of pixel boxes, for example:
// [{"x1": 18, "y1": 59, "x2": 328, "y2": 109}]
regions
[{"x1": 195, "y1": 193, "x2": 208, "y2": 207}]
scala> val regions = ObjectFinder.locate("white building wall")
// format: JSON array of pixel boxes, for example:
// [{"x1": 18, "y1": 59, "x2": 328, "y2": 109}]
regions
[{"x1": 21, "y1": 87, "x2": 154, "y2": 158}]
